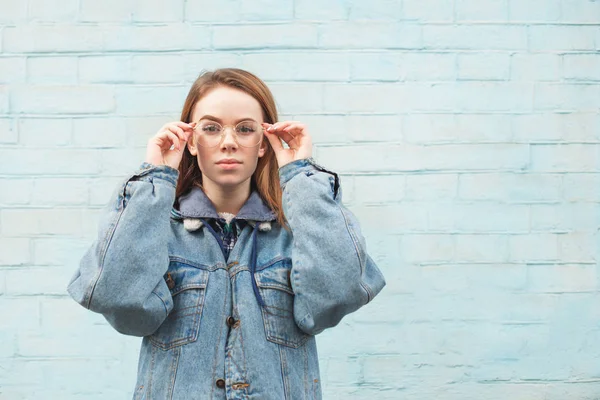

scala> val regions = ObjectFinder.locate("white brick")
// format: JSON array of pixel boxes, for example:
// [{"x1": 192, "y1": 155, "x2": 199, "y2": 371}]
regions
[
  {"x1": 0, "y1": 297, "x2": 41, "y2": 332},
  {"x1": 269, "y1": 83, "x2": 323, "y2": 114},
  {"x1": 0, "y1": 178, "x2": 33, "y2": 205},
  {"x1": 238, "y1": 0, "x2": 293, "y2": 20},
  {"x1": 349, "y1": 52, "x2": 400, "y2": 81},
  {"x1": 0, "y1": 117, "x2": 17, "y2": 143},
  {"x1": 28, "y1": 0, "x2": 78, "y2": 22},
  {"x1": 133, "y1": 0, "x2": 183, "y2": 21},
  {"x1": 511, "y1": 53, "x2": 562, "y2": 82},
  {"x1": 456, "y1": 0, "x2": 508, "y2": 21},
  {"x1": 79, "y1": 55, "x2": 132, "y2": 84},
  {"x1": 132, "y1": 54, "x2": 187, "y2": 84},
  {"x1": 509, "y1": 234, "x2": 559, "y2": 262},
  {"x1": 102, "y1": 25, "x2": 211, "y2": 52},
  {"x1": 344, "y1": 115, "x2": 403, "y2": 143},
  {"x1": 353, "y1": 175, "x2": 405, "y2": 204},
  {"x1": 558, "y1": 232, "x2": 596, "y2": 263},
  {"x1": 509, "y1": 0, "x2": 560, "y2": 21},
  {"x1": 401, "y1": 234, "x2": 455, "y2": 263},
  {"x1": 0, "y1": 238, "x2": 30, "y2": 265},
  {"x1": 428, "y1": 204, "x2": 530, "y2": 233},
  {"x1": 318, "y1": 144, "x2": 420, "y2": 172},
  {"x1": 350, "y1": 203, "x2": 428, "y2": 233},
  {"x1": 323, "y1": 83, "x2": 401, "y2": 113},
  {"x1": 40, "y1": 298, "x2": 106, "y2": 333},
  {"x1": 529, "y1": 26, "x2": 597, "y2": 51},
  {"x1": 3, "y1": 25, "x2": 104, "y2": 53},
  {"x1": 564, "y1": 54, "x2": 600, "y2": 81},
  {"x1": 34, "y1": 238, "x2": 90, "y2": 266},
  {"x1": 534, "y1": 84, "x2": 600, "y2": 111},
  {"x1": 404, "y1": 114, "x2": 512, "y2": 144},
  {"x1": 98, "y1": 148, "x2": 146, "y2": 175},
  {"x1": 458, "y1": 173, "x2": 563, "y2": 202},
  {"x1": 0, "y1": 149, "x2": 101, "y2": 175},
  {"x1": 185, "y1": 0, "x2": 240, "y2": 22},
  {"x1": 320, "y1": 22, "x2": 422, "y2": 49},
  {"x1": 242, "y1": 52, "x2": 350, "y2": 82},
  {"x1": 294, "y1": 0, "x2": 348, "y2": 19},
  {"x1": 530, "y1": 144, "x2": 598, "y2": 172},
  {"x1": 184, "y1": 53, "x2": 242, "y2": 83},
  {"x1": 513, "y1": 113, "x2": 600, "y2": 142},
  {"x1": 123, "y1": 115, "x2": 174, "y2": 147},
  {"x1": 402, "y1": 53, "x2": 456, "y2": 81},
  {"x1": 563, "y1": 173, "x2": 600, "y2": 202},
  {"x1": 527, "y1": 265, "x2": 597, "y2": 293},
  {"x1": 458, "y1": 53, "x2": 511, "y2": 80},
  {"x1": 16, "y1": 331, "x2": 122, "y2": 357},
  {"x1": 81, "y1": 208, "x2": 103, "y2": 238},
  {"x1": 531, "y1": 203, "x2": 598, "y2": 232},
  {"x1": 115, "y1": 85, "x2": 187, "y2": 115},
  {"x1": 213, "y1": 24, "x2": 318, "y2": 49},
  {"x1": 423, "y1": 25, "x2": 528, "y2": 50},
  {"x1": 348, "y1": 0, "x2": 402, "y2": 20},
  {"x1": 288, "y1": 115, "x2": 350, "y2": 144},
  {"x1": 424, "y1": 144, "x2": 529, "y2": 171},
  {"x1": 454, "y1": 235, "x2": 509, "y2": 263},
  {"x1": 0, "y1": 86, "x2": 9, "y2": 114},
  {"x1": 80, "y1": 0, "x2": 133, "y2": 22},
  {"x1": 0, "y1": 57, "x2": 26, "y2": 83},
  {"x1": 27, "y1": 56, "x2": 78, "y2": 85},
  {"x1": 403, "y1": 0, "x2": 454, "y2": 21},
  {"x1": 11, "y1": 85, "x2": 115, "y2": 114},
  {"x1": 1, "y1": 209, "x2": 83, "y2": 236},
  {"x1": 18, "y1": 118, "x2": 72, "y2": 147},
  {"x1": 72, "y1": 118, "x2": 128, "y2": 148},
  {"x1": 5, "y1": 265, "x2": 75, "y2": 295},
  {"x1": 31, "y1": 178, "x2": 88, "y2": 206},
  {"x1": 404, "y1": 174, "x2": 458, "y2": 200},
  {"x1": 0, "y1": 0, "x2": 27, "y2": 23},
  {"x1": 561, "y1": 0, "x2": 600, "y2": 23}
]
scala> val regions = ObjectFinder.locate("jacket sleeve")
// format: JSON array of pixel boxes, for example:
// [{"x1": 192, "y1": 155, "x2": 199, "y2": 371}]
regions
[
  {"x1": 280, "y1": 158, "x2": 386, "y2": 335},
  {"x1": 66, "y1": 163, "x2": 177, "y2": 337}
]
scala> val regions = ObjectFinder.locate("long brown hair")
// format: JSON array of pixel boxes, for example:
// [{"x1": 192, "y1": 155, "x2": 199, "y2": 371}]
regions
[{"x1": 175, "y1": 68, "x2": 285, "y2": 227}]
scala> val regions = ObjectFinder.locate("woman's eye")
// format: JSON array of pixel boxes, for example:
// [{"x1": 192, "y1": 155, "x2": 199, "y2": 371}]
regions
[
  {"x1": 202, "y1": 125, "x2": 220, "y2": 132},
  {"x1": 237, "y1": 125, "x2": 255, "y2": 134}
]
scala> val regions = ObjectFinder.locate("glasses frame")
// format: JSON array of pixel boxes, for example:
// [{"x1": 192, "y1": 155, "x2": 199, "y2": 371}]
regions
[{"x1": 192, "y1": 119, "x2": 264, "y2": 148}]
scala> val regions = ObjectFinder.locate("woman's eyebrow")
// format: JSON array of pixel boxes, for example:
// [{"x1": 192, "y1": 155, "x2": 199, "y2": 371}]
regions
[{"x1": 198, "y1": 115, "x2": 257, "y2": 123}]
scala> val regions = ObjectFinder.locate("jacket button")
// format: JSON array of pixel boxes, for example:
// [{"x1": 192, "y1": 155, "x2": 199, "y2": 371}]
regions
[
  {"x1": 226, "y1": 316, "x2": 236, "y2": 327},
  {"x1": 165, "y1": 273, "x2": 175, "y2": 290},
  {"x1": 216, "y1": 379, "x2": 225, "y2": 389}
]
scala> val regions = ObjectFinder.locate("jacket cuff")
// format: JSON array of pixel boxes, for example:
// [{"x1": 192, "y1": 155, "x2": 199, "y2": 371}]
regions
[{"x1": 134, "y1": 162, "x2": 180, "y2": 187}]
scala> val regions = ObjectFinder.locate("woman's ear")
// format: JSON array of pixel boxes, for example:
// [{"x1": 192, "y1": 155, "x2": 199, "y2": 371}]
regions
[
  {"x1": 187, "y1": 137, "x2": 198, "y2": 156},
  {"x1": 258, "y1": 140, "x2": 267, "y2": 158}
]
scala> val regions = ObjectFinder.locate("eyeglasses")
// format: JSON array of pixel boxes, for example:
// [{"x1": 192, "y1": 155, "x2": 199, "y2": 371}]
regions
[{"x1": 192, "y1": 119, "x2": 264, "y2": 148}]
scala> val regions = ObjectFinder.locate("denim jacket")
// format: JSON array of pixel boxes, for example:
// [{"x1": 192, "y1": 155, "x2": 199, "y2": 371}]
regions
[{"x1": 67, "y1": 158, "x2": 386, "y2": 400}]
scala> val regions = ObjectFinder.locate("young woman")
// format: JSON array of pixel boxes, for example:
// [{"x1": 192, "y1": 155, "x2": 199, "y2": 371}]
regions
[{"x1": 67, "y1": 68, "x2": 386, "y2": 399}]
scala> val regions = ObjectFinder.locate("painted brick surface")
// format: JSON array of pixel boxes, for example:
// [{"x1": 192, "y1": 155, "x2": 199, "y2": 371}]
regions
[{"x1": 0, "y1": 0, "x2": 599, "y2": 399}]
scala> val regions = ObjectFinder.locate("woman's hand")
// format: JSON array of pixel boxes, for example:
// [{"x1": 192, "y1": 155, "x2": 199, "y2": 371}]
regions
[
  {"x1": 261, "y1": 121, "x2": 313, "y2": 168},
  {"x1": 145, "y1": 121, "x2": 196, "y2": 170}
]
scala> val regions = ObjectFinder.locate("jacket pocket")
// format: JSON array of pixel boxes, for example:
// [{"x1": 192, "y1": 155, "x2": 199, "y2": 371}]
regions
[
  {"x1": 149, "y1": 260, "x2": 209, "y2": 350},
  {"x1": 255, "y1": 258, "x2": 309, "y2": 348}
]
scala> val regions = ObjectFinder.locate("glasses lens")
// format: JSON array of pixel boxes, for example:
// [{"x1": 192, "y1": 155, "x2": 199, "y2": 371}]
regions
[
  {"x1": 235, "y1": 121, "x2": 262, "y2": 147},
  {"x1": 196, "y1": 121, "x2": 223, "y2": 147}
]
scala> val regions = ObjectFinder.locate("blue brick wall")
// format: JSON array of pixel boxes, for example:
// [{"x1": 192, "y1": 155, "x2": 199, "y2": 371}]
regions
[{"x1": 1, "y1": 0, "x2": 599, "y2": 399}]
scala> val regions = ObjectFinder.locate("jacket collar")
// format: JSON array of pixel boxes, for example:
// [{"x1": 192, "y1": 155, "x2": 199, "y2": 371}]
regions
[{"x1": 176, "y1": 187, "x2": 276, "y2": 223}]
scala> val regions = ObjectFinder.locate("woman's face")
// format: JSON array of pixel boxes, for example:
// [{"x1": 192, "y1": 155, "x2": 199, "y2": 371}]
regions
[{"x1": 188, "y1": 86, "x2": 266, "y2": 190}]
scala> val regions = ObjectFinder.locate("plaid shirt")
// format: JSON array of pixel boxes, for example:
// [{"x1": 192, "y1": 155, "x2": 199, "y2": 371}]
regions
[{"x1": 207, "y1": 214, "x2": 246, "y2": 260}]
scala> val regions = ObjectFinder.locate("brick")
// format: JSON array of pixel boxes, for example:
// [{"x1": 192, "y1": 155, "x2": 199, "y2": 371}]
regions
[
  {"x1": 72, "y1": 118, "x2": 128, "y2": 148},
  {"x1": 402, "y1": 0, "x2": 454, "y2": 21},
  {"x1": 404, "y1": 114, "x2": 512, "y2": 144},
  {"x1": 28, "y1": 0, "x2": 78, "y2": 22},
  {"x1": 0, "y1": 149, "x2": 101, "y2": 175},
  {"x1": 131, "y1": 54, "x2": 187, "y2": 84},
  {"x1": 561, "y1": 0, "x2": 600, "y2": 23},
  {"x1": 79, "y1": 0, "x2": 133, "y2": 22},
  {"x1": 458, "y1": 53, "x2": 511, "y2": 80},
  {"x1": 0, "y1": 297, "x2": 41, "y2": 332},
  {"x1": 527, "y1": 265, "x2": 597, "y2": 293},
  {"x1": 242, "y1": 52, "x2": 350, "y2": 82},
  {"x1": 456, "y1": 0, "x2": 508, "y2": 21},
  {"x1": 509, "y1": 0, "x2": 560, "y2": 21},
  {"x1": 40, "y1": 298, "x2": 106, "y2": 333},
  {"x1": 294, "y1": 0, "x2": 348, "y2": 20},
  {"x1": 31, "y1": 178, "x2": 88, "y2": 206},
  {"x1": 423, "y1": 25, "x2": 528, "y2": 50},
  {"x1": 530, "y1": 144, "x2": 598, "y2": 172},
  {"x1": 102, "y1": 25, "x2": 211, "y2": 52},
  {"x1": 348, "y1": 0, "x2": 402, "y2": 20},
  {"x1": 323, "y1": 83, "x2": 402, "y2": 113},
  {"x1": 343, "y1": 115, "x2": 403, "y2": 143},
  {"x1": 185, "y1": 0, "x2": 240, "y2": 22},
  {"x1": 0, "y1": 57, "x2": 26, "y2": 84},
  {"x1": 531, "y1": 203, "x2": 598, "y2": 232},
  {"x1": 18, "y1": 118, "x2": 72, "y2": 147},
  {"x1": 404, "y1": 174, "x2": 458, "y2": 200},
  {"x1": 34, "y1": 238, "x2": 91, "y2": 266},
  {"x1": 350, "y1": 204, "x2": 428, "y2": 233},
  {"x1": 564, "y1": 54, "x2": 600, "y2": 81},
  {"x1": 320, "y1": 22, "x2": 422, "y2": 49},
  {"x1": 511, "y1": 53, "x2": 561, "y2": 82},
  {"x1": 454, "y1": 235, "x2": 510, "y2": 263},
  {"x1": 428, "y1": 204, "x2": 530, "y2": 233},
  {"x1": 558, "y1": 232, "x2": 596, "y2": 263},
  {"x1": 321, "y1": 357, "x2": 362, "y2": 386},
  {"x1": 11, "y1": 86, "x2": 115, "y2": 114},
  {"x1": 424, "y1": 144, "x2": 529, "y2": 171},
  {"x1": 27, "y1": 56, "x2": 78, "y2": 85},
  {"x1": 349, "y1": 52, "x2": 400, "y2": 81},
  {"x1": 114, "y1": 85, "x2": 187, "y2": 115},
  {"x1": 123, "y1": 115, "x2": 173, "y2": 147},
  {"x1": 288, "y1": 115, "x2": 350, "y2": 144},
  {"x1": 0, "y1": 86, "x2": 9, "y2": 113},
  {"x1": 402, "y1": 53, "x2": 457, "y2": 81},
  {"x1": 458, "y1": 173, "x2": 562, "y2": 202},
  {"x1": 81, "y1": 208, "x2": 103, "y2": 238},
  {"x1": 269, "y1": 83, "x2": 323, "y2": 114},
  {"x1": 1, "y1": 208, "x2": 83, "y2": 236},
  {"x1": 534, "y1": 83, "x2": 600, "y2": 111},
  {"x1": 318, "y1": 144, "x2": 420, "y2": 172},
  {"x1": 184, "y1": 53, "x2": 242, "y2": 83},
  {"x1": 213, "y1": 24, "x2": 318, "y2": 49},
  {"x1": 79, "y1": 55, "x2": 132, "y2": 84},
  {"x1": 133, "y1": 0, "x2": 183, "y2": 21},
  {"x1": 238, "y1": 0, "x2": 293, "y2": 20},
  {"x1": 529, "y1": 25, "x2": 597, "y2": 51},
  {"x1": 353, "y1": 175, "x2": 405, "y2": 204},
  {"x1": 0, "y1": 238, "x2": 30, "y2": 266},
  {"x1": 98, "y1": 148, "x2": 146, "y2": 175},
  {"x1": 513, "y1": 113, "x2": 600, "y2": 142},
  {"x1": 3, "y1": 25, "x2": 104, "y2": 53},
  {"x1": 563, "y1": 173, "x2": 600, "y2": 202},
  {"x1": 509, "y1": 234, "x2": 559, "y2": 262},
  {"x1": 0, "y1": 117, "x2": 17, "y2": 143},
  {"x1": 0, "y1": 0, "x2": 27, "y2": 23},
  {"x1": 400, "y1": 234, "x2": 455, "y2": 263},
  {"x1": 5, "y1": 266, "x2": 75, "y2": 295},
  {"x1": 0, "y1": 178, "x2": 33, "y2": 205}
]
